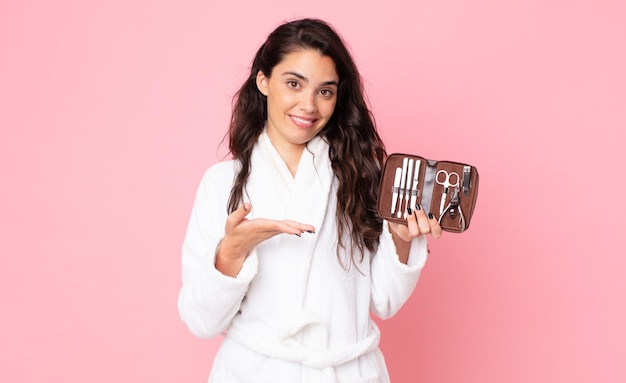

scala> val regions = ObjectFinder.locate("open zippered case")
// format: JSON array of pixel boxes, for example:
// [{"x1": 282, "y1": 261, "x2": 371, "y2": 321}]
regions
[{"x1": 377, "y1": 153, "x2": 480, "y2": 233}]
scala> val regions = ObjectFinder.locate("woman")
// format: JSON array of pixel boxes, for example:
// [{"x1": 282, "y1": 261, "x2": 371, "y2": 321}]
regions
[{"x1": 178, "y1": 18, "x2": 442, "y2": 383}]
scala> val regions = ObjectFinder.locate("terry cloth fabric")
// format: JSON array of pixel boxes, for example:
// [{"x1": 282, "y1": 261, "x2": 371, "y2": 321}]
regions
[{"x1": 178, "y1": 128, "x2": 429, "y2": 383}]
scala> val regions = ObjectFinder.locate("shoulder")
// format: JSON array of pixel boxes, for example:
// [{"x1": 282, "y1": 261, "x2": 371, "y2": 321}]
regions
[
  {"x1": 196, "y1": 159, "x2": 240, "y2": 194},
  {"x1": 201, "y1": 159, "x2": 239, "y2": 180}
]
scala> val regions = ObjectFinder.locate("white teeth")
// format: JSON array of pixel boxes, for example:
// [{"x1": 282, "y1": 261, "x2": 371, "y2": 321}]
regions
[{"x1": 292, "y1": 116, "x2": 313, "y2": 126}]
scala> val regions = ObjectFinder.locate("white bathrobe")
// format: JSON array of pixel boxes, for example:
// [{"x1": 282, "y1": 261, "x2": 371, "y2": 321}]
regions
[{"x1": 178, "y1": 130, "x2": 429, "y2": 383}]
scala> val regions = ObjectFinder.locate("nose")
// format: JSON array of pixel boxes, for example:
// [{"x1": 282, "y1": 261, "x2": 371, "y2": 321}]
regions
[{"x1": 298, "y1": 91, "x2": 317, "y2": 113}]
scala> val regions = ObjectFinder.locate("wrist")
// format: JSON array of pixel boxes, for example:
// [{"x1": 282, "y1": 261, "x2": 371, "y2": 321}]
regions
[
  {"x1": 214, "y1": 238, "x2": 248, "y2": 277},
  {"x1": 216, "y1": 236, "x2": 249, "y2": 261}
]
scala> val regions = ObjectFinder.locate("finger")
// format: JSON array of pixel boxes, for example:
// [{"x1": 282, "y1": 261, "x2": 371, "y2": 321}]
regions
[
  {"x1": 282, "y1": 220, "x2": 316, "y2": 234},
  {"x1": 405, "y1": 206, "x2": 420, "y2": 237},
  {"x1": 225, "y1": 203, "x2": 252, "y2": 230},
  {"x1": 428, "y1": 213, "x2": 443, "y2": 239},
  {"x1": 414, "y1": 204, "x2": 431, "y2": 235},
  {"x1": 267, "y1": 220, "x2": 310, "y2": 237},
  {"x1": 249, "y1": 219, "x2": 309, "y2": 237}
]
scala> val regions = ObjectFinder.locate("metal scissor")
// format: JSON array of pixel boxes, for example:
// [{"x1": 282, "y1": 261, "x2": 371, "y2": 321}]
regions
[{"x1": 436, "y1": 170, "x2": 460, "y2": 215}]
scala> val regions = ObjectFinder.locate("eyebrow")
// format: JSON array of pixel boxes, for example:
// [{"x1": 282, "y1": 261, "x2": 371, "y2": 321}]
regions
[{"x1": 281, "y1": 71, "x2": 339, "y2": 87}]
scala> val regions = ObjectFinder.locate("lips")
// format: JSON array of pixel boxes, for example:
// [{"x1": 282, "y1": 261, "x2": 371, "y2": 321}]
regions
[{"x1": 290, "y1": 115, "x2": 317, "y2": 128}]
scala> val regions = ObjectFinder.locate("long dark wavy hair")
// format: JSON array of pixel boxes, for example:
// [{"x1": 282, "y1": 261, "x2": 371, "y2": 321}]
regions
[{"x1": 226, "y1": 18, "x2": 386, "y2": 261}]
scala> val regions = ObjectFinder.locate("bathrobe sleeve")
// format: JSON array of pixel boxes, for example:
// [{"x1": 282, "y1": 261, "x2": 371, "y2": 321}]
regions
[
  {"x1": 369, "y1": 220, "x2": 428, "y2": 319},
  {"x1": 178, "y1": 163, "x2": 259, "y2": 339}
]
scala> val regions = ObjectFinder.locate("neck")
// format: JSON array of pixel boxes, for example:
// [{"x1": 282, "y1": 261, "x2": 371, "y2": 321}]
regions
[
  {"x1": 279, "y1": 146, "x2": 304, "y2": 176},
  {"x1": 265, "y1": 132, "x2": 306, "y2": 177}
]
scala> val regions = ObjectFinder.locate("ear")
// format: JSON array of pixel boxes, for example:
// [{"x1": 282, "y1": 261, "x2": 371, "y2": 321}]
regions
[{"x1": 256, "y1": 71, "x2": 269, "y2": 96}]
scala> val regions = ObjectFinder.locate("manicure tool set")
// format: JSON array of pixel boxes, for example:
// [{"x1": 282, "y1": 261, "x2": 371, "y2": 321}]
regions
[{"x1": 377, "y1": 153, "x2": 479, "y2": 233}]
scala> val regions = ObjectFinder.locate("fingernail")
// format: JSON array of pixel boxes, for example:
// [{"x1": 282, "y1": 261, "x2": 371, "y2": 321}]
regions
[
  {"x1": 306, "y1": 230, "x2": 315, "y2": 234},
  {"x1": 407, "y1": 206, "x2": 412, "y2": 215},
  {"x1": 293, "y1": 232, "x2": 301, "y2": 237},
  {"x1": 428, "y1": 212, "x2": 434, "y2": 219},
  {"x1": 415, "y1": 204, "x2": 421, "y2": 211}
]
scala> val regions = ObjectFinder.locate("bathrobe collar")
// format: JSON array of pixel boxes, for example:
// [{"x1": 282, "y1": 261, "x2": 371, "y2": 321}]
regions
[
  {"x1": 253, "y1": 128, "x2": 333, "y2": 236},
  {"x1": 248, "y1": 129, "x2": 334, "y2": 309}
]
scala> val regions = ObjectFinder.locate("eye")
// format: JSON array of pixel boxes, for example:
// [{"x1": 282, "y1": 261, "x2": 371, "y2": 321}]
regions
[
  {"x1": 319, "y1": 89, "x2": 335, "y2": 98},
  {"x1": 287, "y1": 80, "x2": 300, "y2": 89}
]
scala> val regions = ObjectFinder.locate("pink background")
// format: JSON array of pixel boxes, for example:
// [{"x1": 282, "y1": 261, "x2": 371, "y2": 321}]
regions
[{"x1": 1, "y1": 0, "x2": 624, "y2": 382}]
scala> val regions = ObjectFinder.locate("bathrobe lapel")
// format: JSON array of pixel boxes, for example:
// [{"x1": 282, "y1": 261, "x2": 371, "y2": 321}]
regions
[
  {"x1": 248, "y1": 131, "x2": 333, "y2": 316},
  {"x1": 226, "y1": 131, "x2": 384, "y2": 382}
]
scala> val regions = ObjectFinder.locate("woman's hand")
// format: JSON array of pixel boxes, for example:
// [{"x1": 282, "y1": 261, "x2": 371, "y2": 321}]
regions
[
  {"x1": 215, "y1": 203, "x2": 315, "y2": 277},
  {"x1": 389, "y1": 205, "x2": 443, "y2": 241},
  {"x1": 388, "y1": 205, "x2": 442, "y2": 264}
]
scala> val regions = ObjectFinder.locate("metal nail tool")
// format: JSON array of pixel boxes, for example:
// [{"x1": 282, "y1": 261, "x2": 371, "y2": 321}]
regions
[
  {"x1": 438, "y1": 186, "x2": 466, "y2": 231},
  {"x1": 462, "y1": 165, "x2": 471, "y2": 196},
  {"x1": 391, "y1": 167, "x2": 403, "y2": 215},
  {"x1": 409, "y1": 160, "x2": 421, "y2": 212},
  {"x1": 403, "y1": 159, "x2": 414, "y2": 218},
  {"x1": 436, "y1": 170, "x2": 460, "y2": 215},
  {"x1": 396, "y1": 157, "x2": 409, "y2": 218}
]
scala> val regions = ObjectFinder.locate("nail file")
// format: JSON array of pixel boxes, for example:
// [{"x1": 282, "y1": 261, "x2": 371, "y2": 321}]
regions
[
  {"x1": 397, "y1": 157, "x2": 409, "y2": 218},
  {"x1": 391, "y1": 167, "x2": 403, "y2": 214},
  {"x1": 410, "y1": 160, "x2": 421, "y2": 210},
  {"x1": 403, "y1": 159, "x2": 414, "y2": 218}
]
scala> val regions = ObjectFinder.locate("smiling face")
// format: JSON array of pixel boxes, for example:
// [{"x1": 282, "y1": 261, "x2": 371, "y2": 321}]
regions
[{"x1": 256, "y1": 49, "x2": 339, "y2": 159}]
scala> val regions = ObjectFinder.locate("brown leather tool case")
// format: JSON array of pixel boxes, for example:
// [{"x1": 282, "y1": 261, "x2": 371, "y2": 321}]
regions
[{"x1": 377, "y1": 153, "x2": 479, "y2": 233}]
